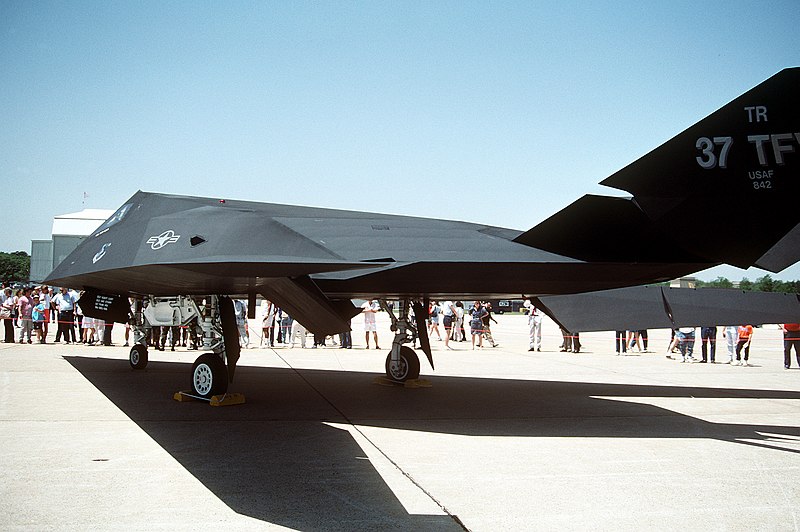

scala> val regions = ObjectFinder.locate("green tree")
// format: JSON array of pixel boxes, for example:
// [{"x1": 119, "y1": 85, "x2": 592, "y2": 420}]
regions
[
  {"x1": 754, "y1": 274, "x2": 776, "y2": 292},
  {"x1": 705, "y1": 276, "x2": 733, "y2": 288},
  {"x1": 0, "y1": 251, "x2": 30, "y2": 282},
  {"x1": 738, "y1": 277, "x2": 753, "y2": 291},
  {"x1": 783, "y1": 280, "x2": 800, "y2": 293}
]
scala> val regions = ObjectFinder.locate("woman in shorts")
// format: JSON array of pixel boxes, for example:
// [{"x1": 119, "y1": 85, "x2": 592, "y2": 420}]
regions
[{"x1": 469, "y1": 301, "x2": 488, "y2": 350}]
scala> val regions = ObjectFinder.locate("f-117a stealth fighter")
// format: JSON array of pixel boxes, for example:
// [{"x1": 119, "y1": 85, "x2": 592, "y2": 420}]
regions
[{"x1": 46, "y1": 68, "x2": 800, "y2": 398}]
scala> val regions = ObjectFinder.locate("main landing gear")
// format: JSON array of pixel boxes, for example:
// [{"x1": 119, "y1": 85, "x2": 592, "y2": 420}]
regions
[
  {"x1": 128, "y1": 295, "x2": 235, "y2": 399},
  {"x1": 379, "y1": 299, "x2": 432, "y2": 383}
]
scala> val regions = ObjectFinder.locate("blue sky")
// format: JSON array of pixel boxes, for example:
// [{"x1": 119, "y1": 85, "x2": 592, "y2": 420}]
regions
[{"x1": 2, "y1": 1, "x2": 799, "y2": 281}]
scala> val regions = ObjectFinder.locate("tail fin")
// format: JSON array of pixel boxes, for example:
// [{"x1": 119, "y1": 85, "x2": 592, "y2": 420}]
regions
[{"x1": 516, "y1": 68, "x2": 800, "y2": 272}]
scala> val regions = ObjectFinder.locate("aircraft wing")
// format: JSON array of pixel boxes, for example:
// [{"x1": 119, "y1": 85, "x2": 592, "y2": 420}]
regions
[
  {"x1": 536, "y1": 286, "x2": 800, "y2": 333},
  {"x1": 46, "y1": 190, "x2": 714, "y2": 334}
]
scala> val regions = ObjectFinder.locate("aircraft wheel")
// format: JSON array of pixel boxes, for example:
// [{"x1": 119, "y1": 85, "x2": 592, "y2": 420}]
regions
[
  {"x1": 129, "y1": 344, "x2": 148, "y2": 370},
  {"x1": 385, "y1": 346, "x2": 420, "y2": 382},
  {"x1": 191, "y1": 353, "x2": 228, "y2": 399}
]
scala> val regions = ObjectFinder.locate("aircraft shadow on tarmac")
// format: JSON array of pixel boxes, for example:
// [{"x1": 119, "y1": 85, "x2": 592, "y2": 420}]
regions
[{"x1": 64, "y1": 356, "x2": 800, "y2": 530}]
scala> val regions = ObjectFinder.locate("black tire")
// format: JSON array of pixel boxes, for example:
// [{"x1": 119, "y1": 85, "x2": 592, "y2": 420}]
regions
[
  {"x1": 191, "y1": 353, "x2": 228, "y2": 399},
  {"x1": 129, "y1": 344, "x2": 148, "y2": 370},
  {"x1": 385, "y1": 346, "x2": 421, "y2": 382}
]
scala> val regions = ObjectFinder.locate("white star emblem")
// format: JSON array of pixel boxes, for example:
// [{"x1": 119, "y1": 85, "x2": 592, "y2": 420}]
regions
[{"x1": 147, "y1": 230, "x2": 181, "y2": 250}]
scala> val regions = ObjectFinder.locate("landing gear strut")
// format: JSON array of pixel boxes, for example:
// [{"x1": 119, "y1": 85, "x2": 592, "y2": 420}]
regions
[
  {"x1": 128, "y1": 295, "x2": 235, "y2": 399},
  {"x1": 379, "y1": 299, "x2": 432, "y2": 382}
]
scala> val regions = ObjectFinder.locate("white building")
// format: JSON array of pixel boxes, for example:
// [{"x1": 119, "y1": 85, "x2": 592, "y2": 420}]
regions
[{"x1": 30, "y1": 209, "x2": 114, "y2": 282}]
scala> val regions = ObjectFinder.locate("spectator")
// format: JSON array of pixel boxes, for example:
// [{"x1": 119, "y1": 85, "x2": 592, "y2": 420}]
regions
[
  {"x1": 615, "y1": 330, "x2": 627, "y2": 356},
  {"x1": 280, "y1": 310, "x2": 293, "y2": 345},
  {"x1": 722, "y1": 326, "x2": 738, "y2": 364},
  {"x1": 289, "y1": 319, "x2": 308, "y2": 348},
  {"x1": 233, "y1": 299, "x2": 249, "y2": 348},
  {"x1": 481, "y1": 301, "x2": 499, "y2": 348},
  {"x1": 570, "y1": 331, "x2": 581, "y2": 353},
  {"x1": 782, "y1": 323, "x2": 800, "y2": 369},
  {"x1": 560, "y1": 328, "x2": 580, "y2": 353},
  {"x1": 523, "y1": 299, "x2": 542, "y2": 352},
  {"x1": 469, "y1": 300, "x2": 488, "y2": 350},
  {"x1": 441, "y1": 300, "x2": 458, "y2": 350},
  {"x1": 16, "y1": 288, "x2": 33, "y2": 344},
  {"x1": 676, "y1": 326, "x2": 697, "y2": 362},
  {"x1": 94, "y1": 319, "x2": 106, "y2": 346},
  {"x1": 103, "y1": 321, "x2": 115, "y2": 346},
  {"x1": 261, "y1": 299, "x2": 275, "y2": 347},
  {"x1": 1, "y1": 287, "x2": 15, "y2": 343},
  {"x1": 32, "y1": 295, "x2": 47, "y2": 343},
  {"x1": 700, "y1": 326, "x2": 717, "y2": 363},
  {"x1": 274, "y1": 308, "x2": 284, "y2": 343},
  {"x1": 82, "y1": 315, "x2": 95, "y2": 344},
  {"x1": 453, "y1": 301, "x2": 465, "y2": 343},
  {"x1": 362, "y1": 299, "x2": 380, "y2": 349},
  {"x1": 160, "y1": 324, "x2": 179, "y2": 351},
  {"x1": 39, "y1": 285, "x2": 52, "y2": 338},
  {"x1": 736, "y1": 324, "x2": 754, "y2": 366},
  {"x1": 428, "y1": 301, "x2": 442, "y2": 341},
  {"x1": 638, "y1": 329, "x2": 649, "y2": 351},
  {"x1": 339, "y1": 328, "x2": 352, "y2": 349},
  {"x1": 53, "y1": 287, "x2": 77, "y2": 344},
  {"x1": 75, "y1": 292, "x2": 85, "y2": 340},
  {"x1": 559, "y1": 328, "x2": 571, "y2": 352}
]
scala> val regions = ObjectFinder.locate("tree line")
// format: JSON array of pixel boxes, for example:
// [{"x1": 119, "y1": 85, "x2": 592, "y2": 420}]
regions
[{"x1": 695, "y1": 274, "x2": 800, "y2": 294}]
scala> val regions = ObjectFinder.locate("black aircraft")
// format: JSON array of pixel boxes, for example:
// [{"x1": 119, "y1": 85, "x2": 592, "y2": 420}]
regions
[{"x1": 46, "y1": 68, "x2": 800, "y2": 398}]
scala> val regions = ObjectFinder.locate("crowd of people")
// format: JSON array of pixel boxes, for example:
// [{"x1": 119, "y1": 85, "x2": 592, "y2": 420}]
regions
[
  {"x1": 425, "y1": 300, "x2": 499, "y2": 350},
  {"x1": 253, "y1": 299, "x2": 502, "y2": 351},
  {"x1": 0, "y1": 283, "x2": 110, "y2": 345},
  {"x1": 660, "y1": 323, "x2": 800, "y2": 369},
  {"x1": 3, "y1": 283, "x2": 800, "y2": 369}
]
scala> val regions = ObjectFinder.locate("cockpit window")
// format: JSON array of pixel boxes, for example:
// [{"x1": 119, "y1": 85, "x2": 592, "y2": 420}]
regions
[{"x1": 95, "y1": 203, "x2": 133, "y2": 234}]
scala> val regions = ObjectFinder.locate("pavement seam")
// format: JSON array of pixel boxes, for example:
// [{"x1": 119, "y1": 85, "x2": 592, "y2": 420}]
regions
[{"x1": 271, "y1": 348, "x2": 470, "y2": 531}]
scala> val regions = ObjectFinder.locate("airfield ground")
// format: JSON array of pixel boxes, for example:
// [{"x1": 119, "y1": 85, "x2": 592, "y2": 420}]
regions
[{"x1": 1, "y1": 313, "x2": 799, "y2": 530}]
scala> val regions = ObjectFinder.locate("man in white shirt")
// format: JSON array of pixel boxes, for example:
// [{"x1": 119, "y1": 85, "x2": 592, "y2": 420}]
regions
[
  {"x1": 52, "y1": 287, "x2": 77, "y2": 343},
  {"x1": 523, "y1": 299, "x2": 542, "y2": 352}
]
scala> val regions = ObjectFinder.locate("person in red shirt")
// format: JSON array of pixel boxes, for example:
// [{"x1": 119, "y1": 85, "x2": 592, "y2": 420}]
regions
[
  {"x1": 736, "y1": 325, "x2": 754, "y2": 366},
  {"x1": 782, "y1": 323, "x2": 800, "y2": 369}
]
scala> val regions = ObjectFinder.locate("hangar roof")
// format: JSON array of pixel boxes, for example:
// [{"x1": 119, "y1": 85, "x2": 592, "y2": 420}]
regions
[{"x1": 51, "y1": 209, "x2": 114, "y2": 237}]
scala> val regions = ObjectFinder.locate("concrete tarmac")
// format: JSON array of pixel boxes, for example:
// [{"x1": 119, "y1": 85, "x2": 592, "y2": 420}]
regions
[{"x1": 1, "y1": 314, "x2": 799, "y2": 531}]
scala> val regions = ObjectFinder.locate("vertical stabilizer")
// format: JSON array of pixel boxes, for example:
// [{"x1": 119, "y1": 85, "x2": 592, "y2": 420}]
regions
[
  {"x1": 516, "y1": 68, "x2": 800, "y2": 272},
  {"x1": 600, "y1": 68, "x2": 800, "y2": 269}
]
